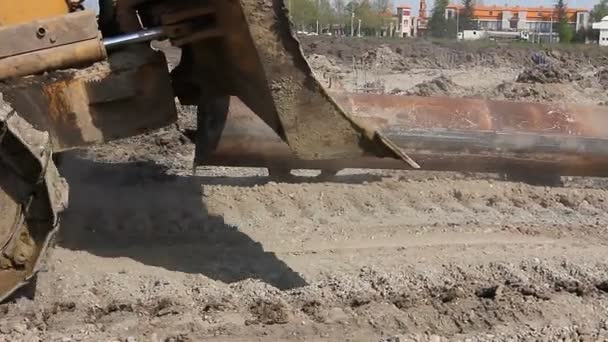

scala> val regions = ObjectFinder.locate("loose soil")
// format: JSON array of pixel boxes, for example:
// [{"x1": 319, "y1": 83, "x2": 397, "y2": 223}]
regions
[{"x1": 1, "y1": 37, "x2": 608, "y2": 342}]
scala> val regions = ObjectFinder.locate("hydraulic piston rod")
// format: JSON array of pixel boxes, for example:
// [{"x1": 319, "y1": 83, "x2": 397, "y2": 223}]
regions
[
  {"x1": 103, "y1": 28, "x2": 166, "y2": 50},
  {"x1": 0, "y1": 7, "x2": 166, "y2": 80}
]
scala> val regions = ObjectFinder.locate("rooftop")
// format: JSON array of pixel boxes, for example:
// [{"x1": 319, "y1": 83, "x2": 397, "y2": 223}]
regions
[{"x1": 445, "y1": 4, "x2": 588, "y2": 12}]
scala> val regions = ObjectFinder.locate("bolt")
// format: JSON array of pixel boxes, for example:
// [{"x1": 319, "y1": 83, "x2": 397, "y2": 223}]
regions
[{"x1": 36, "y1": 27, "x2": 46, "y2": 39}]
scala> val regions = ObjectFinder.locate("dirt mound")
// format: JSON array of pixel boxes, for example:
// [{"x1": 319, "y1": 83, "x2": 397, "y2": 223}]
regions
[
  {"x1": 516, "y1": 64, "x2": 581, "y2": 84},
  {"x1": 300, "y1": 36, "x2": 608, "y2": 72},
  {"x1": 489, "y1": 81, "x2": 561, "y2": 102},
  {"x1": 306, "y1": 53, "x2": 342, "y2": 74},
  {"x1": 596, "y1": 68, "x2": 608, "y2": 89},
  {"x1": 359, "y1": 45, "x2": 407, "y2": 71},
  {"x1": 405, "y1": 76, "x2": 467, "y2": 97}
]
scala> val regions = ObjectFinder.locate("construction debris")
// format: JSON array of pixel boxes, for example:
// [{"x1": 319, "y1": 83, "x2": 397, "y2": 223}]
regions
[{"x1": 516, "y1": 64, "x2": 581, "y2": 84}]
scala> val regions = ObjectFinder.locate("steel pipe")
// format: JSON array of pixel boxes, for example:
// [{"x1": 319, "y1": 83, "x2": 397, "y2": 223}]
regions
[
  {"x1": 200, "y1": 94, "x2": 608, "y2": 177},
  {"x1": 103, "y1": 28, "x2": 165, "y2": 50}
]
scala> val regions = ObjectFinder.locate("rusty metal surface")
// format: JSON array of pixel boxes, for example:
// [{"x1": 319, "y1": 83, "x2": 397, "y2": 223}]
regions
[
  {"x1": 0, "y1": 10, "x2": 106, "y2": 80},
  {"x1": 213, "y1": 0, "x2": 401, "y2": 160},
  {"x1": 0, "y1": 0, "x2": 69, "y2": 26},
  {"x1": 165, "y1": 0, "x2": 403, "y2": 161},
  {"x1": 161, "y1": 6, "x2": 215, "y2": 25},
  {"x1": 0, "y1": 38, "x2": 106, "y2": 81},
  {"x1": 0, "y1": 47, "x2": 176, "y2": 151},
  {"x1": 201, "y1": 95, "x2": 608, "y2": 177},
  {"x1": 0, "y1": 93, "x2": 67, "y2": 301},
  {"x1": 332, "y1": 92, "x2": 608, "y2": 137},
  {"x1": 115, "y1": 0, "x2": 150, "y2": 33},
  {"x1": 0, "y1": 11, "x2": 99, "y2": 58}
]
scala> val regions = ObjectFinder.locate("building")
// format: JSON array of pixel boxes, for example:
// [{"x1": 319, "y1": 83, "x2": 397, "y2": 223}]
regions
[
  {"x1": 396, "y1": 0, "x2": 428, "y2": 37},
  {"x1": 592, "y1": 16, "x2": 608, "y2": 46},
  {"x1": 417, "y1": 0, "x2": 428, "y2": 34},
  {"x1": 445, "y1": 5, "x2": 589, "y2": 41},
  {"x1": 396, "y1": 5, "x2": 413, "y2": 37}
]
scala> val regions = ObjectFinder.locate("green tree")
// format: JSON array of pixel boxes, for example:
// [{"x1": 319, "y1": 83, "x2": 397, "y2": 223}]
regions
[
  {"x1": 555, "y1": 0, "x2": 573, "y2": 43},
  {"x1": 461, "y1": 0, "x2": 476, "y2": 30},
  {"x1": 591, "y1": 0, "x2": 608, "y2": 22},
  {"x1": 290, "y1": 0, "x2": 317, "y2": 31},
  {"x1": 428, "y1": 0, "x2": 450, "y2": 38},
  {"x1": 317, "y1": 0, "x2": 337, "y2": 28},
  {"x1": 358, "y1": 0, "x2": 380, "y2": 35},
  {"x1": 372, "y1": 0, "x2": 392, "y2": 13},
  {"x1": 334, "y1": 0, "x2": 348, "y2": 24},
  {"x1": 372, "y1": 0, "x2": 395, "y2": 35}
]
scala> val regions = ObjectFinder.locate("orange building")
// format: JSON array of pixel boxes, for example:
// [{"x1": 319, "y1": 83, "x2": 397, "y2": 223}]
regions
[{"x1": 445, "y1": 4, "x2": 589, "y2": 34}]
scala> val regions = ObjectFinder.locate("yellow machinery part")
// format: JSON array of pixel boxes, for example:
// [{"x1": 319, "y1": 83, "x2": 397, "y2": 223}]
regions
[{"x1": 0, "y1": 0, "x2": 69, "y2": 26}]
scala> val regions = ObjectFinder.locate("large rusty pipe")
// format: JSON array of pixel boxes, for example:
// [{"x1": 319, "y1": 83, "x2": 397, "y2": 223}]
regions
[
  {"x1": 331, "y1": 93, "x2": 608, "y2": 137},
  {"x1": 202, "y1": 94, "x2": 608, "y2": 177}
]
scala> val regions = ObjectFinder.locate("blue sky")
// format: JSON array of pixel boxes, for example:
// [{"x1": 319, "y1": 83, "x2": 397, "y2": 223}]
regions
[
  {"x1": 84, "y1": 0, "x2": 99, "y2": 12},
  {"x1": 395, "y1": 0, "x2": 599, "y2": 14}
]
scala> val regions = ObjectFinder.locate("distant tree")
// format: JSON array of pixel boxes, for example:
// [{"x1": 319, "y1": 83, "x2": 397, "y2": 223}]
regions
[
  {"x1": 591, "y1": 0, "x2": 608, "y2": 22},
  {"x1": 288, "y1": 0, "x2": 336, "y2": 32},
  {"x1": 334, "y1": 0, "x2": 347, "y2": 23},
  {"x1": 357, "y1": 0, "x2": 382, "y2": 35},
  {"x1": 373, "y1": 0, "x2": 395, "y2": 33},
  {"x1": 461, "y1": 0, "x2": 476, "y2": 30},
  {"x1": 317, "y1": 0, "x2": 336, "y2": 28},
  {"x1": 555, "y1": 0, "x2": 573, "y2": 43},
  {"x1": 290, "y1": 0, "x2": 318, "y2": 31},
  {"x1": 573, "y1": 26, "x2": 596, "y2": 43},
  {"x1": 372, "y1": 0, "x2": 391, "y2": 13},
  {"x1": 428, "y1": 0, "x2": 450, "y2": 38}
]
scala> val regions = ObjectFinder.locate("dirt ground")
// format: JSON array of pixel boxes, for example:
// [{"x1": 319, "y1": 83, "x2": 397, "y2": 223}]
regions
[
  {"x1": 2, "y1": 38, "x2": 608, "y2": 342},
  {"x1": 301, "y1": 36, "x2": 608, "y2": 105}
]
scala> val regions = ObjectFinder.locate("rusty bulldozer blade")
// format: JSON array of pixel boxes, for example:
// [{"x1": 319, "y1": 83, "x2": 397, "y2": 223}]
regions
[
  {"x1": 187, "y1": 0, "x2": 403, "y2": 162},
  {"x1": 200, "y1": 94, "x2": 608, "y2": 178}
]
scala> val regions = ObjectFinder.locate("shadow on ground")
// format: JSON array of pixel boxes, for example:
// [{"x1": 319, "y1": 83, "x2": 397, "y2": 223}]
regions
[
  {"x1": 56, "y1": 155, "x2": 306, "y2": 290},
  {"x1": 194, "y1": 173, "x2": 384, "y2": 187}
]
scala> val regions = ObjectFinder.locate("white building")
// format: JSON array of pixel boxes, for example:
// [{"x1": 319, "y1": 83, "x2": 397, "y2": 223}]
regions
[
  {"x1": 593, "y1": 16, "x2": 608, "y2": 46},
  {"x1": 396, "y1": 6, "x2": 413, "y2": 37}
]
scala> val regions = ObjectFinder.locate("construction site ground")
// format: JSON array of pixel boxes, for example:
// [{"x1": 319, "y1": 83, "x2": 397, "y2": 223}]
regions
[{"x1": 2, "y1": 37, "x2": 608, "y2": 342}]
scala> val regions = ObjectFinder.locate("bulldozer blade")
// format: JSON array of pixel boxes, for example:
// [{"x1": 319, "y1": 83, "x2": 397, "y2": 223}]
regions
[
  {"x1": 0, "y1": 94, "x2": 67, "y2": 302},
  {"x1": 209, "y1": 0, "x2": 401, "y2": 161},
  {"x1": 200, "y1": 94, "x2": 608, "y2": 177}
]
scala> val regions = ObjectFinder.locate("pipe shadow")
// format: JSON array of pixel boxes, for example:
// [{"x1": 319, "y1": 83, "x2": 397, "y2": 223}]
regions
[
  {"x1": 193, "y1": 173, "x2": 385, "y2": 187},
  {"x1": 56, "y1": 155, "x2": 307, "y2": 290}
]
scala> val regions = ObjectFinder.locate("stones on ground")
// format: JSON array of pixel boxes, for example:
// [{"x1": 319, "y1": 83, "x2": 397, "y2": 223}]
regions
[
  {"x1": 0, "y1": 325, "x2": 10, "y2": 335},
  {"x1": 516, "y1": 64, "x2": 580, "y2": 84},
  {"x1": 406, "y1": 76, "x2": 466, "y2": 97},
  {"x1": 440, "y1": 286, "x2": 465, "y2": 303},
  {"x1": 554, "y1": 279, "x2": 590, "y2": 296},
  {"x1": 475, "y1": 285, "x2": 502, "y2": 300},
  {"x1": 517, "y1": 285, "x2": 551, "y2": 300},
  {"x1": 596, "y1": 68, "x2": 608, "y2": 89},
  {"x1": 11, "y1": 323, "x2": 27, "y2": 334},
  {"x1": 325, "y1": 307, "x2": 350, "y2": 324},
  {"x1": 246, "y1": 299, "x2": 290, "y2": 325},
  {"x1": 597, "y1": 280, "x2": 608, "y2": 293}
]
